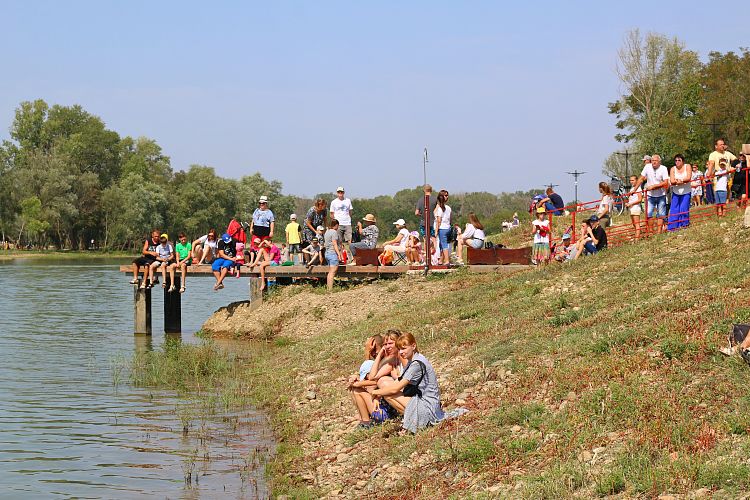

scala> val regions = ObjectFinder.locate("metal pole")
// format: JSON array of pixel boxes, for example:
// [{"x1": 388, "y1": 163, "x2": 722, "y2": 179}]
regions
[{"x1": 423, "y1": 148, "x2": 430, "y2": 276}]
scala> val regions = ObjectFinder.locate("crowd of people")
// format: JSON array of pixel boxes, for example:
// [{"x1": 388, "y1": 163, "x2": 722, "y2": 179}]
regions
[
  {"x1": 530, "y1": 139, "x2": 748, "y2": 265},
  {"x1": 129, "y1": 184, "x2": 489, "y2": 292}
]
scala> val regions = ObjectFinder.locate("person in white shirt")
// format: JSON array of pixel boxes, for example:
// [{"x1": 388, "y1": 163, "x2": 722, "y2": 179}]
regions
[
  {"x1": 330, "y1": 186, "x2": 354, "y2": 253},
  {"x1": 625, "y1": 175, "x2": 644, "y2": 240},
  {"x1": 383, "y1": 219, "x2": 410, "y2": 256},
  {"x1": 192, "y1": 230, "x2": 218, "y2": 264},
  {"x1": 635, "y1": 154, "x2": 669, "y2": 234},
  {"x1": 456, "y1": 212, "x2": 486, "y2": 264},
  {"x1": 433, "y1": 192, "x2": 452, "y2": 265}
]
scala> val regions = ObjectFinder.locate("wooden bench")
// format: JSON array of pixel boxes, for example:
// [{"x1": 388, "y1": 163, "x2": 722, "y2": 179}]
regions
[
  {"x1": 467, "y1": 246, "x2": 531, "y2": 265},
  {"x1": 353, "y1": 247, "x2": 384, "y2": 266}
]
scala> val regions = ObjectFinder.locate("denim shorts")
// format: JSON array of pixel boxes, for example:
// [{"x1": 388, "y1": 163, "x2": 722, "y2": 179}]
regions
[
  {"x1": 647, "y1": 195, "x2": 667, "y2": 218},
  {"x1": 325, "y1": 250, "x2": 339, "y2": 267},
  {"x1": 715, "y1": 190, "x2": 727, "y2": 205},
  {"x1": 438, "y1": 228, "x2": 451, "y2": 251}
]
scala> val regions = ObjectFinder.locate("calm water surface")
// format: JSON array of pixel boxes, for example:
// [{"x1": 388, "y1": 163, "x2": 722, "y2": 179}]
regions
[{"x1": 0, "y1": 258, "x2": 270, "y2": 499}]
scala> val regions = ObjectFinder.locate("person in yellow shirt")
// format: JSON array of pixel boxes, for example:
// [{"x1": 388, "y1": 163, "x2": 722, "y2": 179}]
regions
[
  {"x1": 285, "y1": 214, "x2": 302, "y2": 265},
  {"x1": 708, "y1": 138, "x2": 737, "y2": 197}
]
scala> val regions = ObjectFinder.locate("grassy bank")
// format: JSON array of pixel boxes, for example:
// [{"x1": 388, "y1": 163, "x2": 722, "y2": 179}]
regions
[
  {"x1": 141, "y1": 211, "x2": 750, "y2": 498},
  {"x1": 0, "y1": 250, "x2": 135, "y2": 261}
]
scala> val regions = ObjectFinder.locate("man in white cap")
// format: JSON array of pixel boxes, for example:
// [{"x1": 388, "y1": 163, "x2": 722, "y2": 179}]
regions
[
  {"x1": 251, "y1": 195, "x2": 275, "y2": 241},
  {"x1": 330, "y1": 187, "x2": 353, "y2": 253},
  {"x1": 285, "y1": 213, "x2": 302, "y2": 264},
  {"x1": 350, "y1": 213, "x2": 380, "y2": 259},
  {"x1": 382, "y1": 219, "x2": 410, "y2": 255}
]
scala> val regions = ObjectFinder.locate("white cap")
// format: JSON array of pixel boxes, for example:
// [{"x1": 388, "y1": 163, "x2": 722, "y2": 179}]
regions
[
  {"x1": 290, "y1": 213, "x2": 297, "y2": 220},
  {"x1": 393, "y1": 218, "x2": 406, "y2": 226},
  {"x1": 316, "y1": 225, "x2": 325, "y2": 231},
  {"x1": 336, "y1": 186, "x2": 345, "y2": 192},
  {"x1": 259, "y1": 195, "x2": 269, "y2": 203}
]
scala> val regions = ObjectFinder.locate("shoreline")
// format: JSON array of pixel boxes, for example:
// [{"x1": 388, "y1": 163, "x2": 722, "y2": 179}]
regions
[{"x1": 0, "y1": 250, "x2": 136, "y2": 261}]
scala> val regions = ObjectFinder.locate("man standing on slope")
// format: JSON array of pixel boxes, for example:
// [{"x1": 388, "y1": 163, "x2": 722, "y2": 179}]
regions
[
  {"x1": 708, "y1": 138, "x2": 737, "y2": 198},
  {"x1": 635, "y1": 154, "x2": 669, "y2": 234},
  {"x1": 330, "y1": 186, "x2": 354, "y2": 259}
]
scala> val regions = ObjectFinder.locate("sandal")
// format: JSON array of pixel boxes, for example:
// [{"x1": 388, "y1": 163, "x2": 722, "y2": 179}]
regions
[
  {"x1": 139, "y1": 282, "x2": 147, "y2": 289},
  {"x1": 179, "y1": 286, "x2": 186, "y2": 293},
  {"x1": 162, "y1": 283, "x2": 167, "y2": 289},
  {"x1": 129, "y1": 278, "x2": 139, "y2": 284},
  {"x1": 168, "y1": 285, "x2": 176, "y2": 292}
]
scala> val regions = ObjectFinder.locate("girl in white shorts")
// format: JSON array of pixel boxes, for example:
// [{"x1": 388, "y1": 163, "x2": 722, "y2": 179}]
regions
[{"x1": 626, "y1": 175, "x2": 643, "y2": 240}]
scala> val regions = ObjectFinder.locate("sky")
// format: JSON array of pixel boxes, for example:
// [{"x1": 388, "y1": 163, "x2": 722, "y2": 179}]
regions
[{"x1": 1, "y1": 1, "x2": 747, "y2": 203}]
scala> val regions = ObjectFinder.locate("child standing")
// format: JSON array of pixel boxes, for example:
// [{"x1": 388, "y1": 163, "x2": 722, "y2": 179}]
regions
[
  {"x1": 285, "y1": 214, "x2": 302, "y2": 265},
  {"x1": 233, "y1": 241, "x2": 245, "y2": 277},
  {"x1": 691, "y1": 165, "x2": 703, "y2": 207},
  {"x1": 531, "y1": 207, "x2": 550, "y2": 265},
  {"x1": 715, "y1": 158, "x2": 731, "y2": 217}
]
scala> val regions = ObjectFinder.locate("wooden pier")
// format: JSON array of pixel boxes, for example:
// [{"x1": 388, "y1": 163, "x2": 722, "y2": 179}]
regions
[{"x1": 119, "y1": 263, "x2": 529, "y2": 334}]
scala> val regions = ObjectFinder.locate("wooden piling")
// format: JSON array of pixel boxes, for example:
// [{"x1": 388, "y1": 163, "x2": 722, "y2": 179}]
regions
[
  {"x1": 248, "y1": 277, "x2": 263, "y2": 311},
  {"x1": 134, "y1": 286, "x2": 152, "y2": 335},
  {"x1": 164, "y1": 276, "x2": 182, "y2": 333}
]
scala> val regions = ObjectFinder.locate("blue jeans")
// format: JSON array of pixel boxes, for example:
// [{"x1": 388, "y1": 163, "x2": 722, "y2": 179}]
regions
[
  {"x1": 647, "y1": 195, "x2": 667, "y2": 218},
  {"x1": 438, "y1": 228, "x2": 451, "y2": 251},
  {"x1": 667, "y1": 192, "x2": 691, "y2": 231},
  {"x1": 583, "y1": 242, "x2": 598, "y2": 255},
  {"x1": 705, "y1": 181, "x2": 715, "y2": 204}
]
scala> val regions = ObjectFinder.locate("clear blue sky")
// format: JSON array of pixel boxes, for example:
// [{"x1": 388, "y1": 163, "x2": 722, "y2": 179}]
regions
[{"x1": 1, "y1": 1, "x2": 746, "y2": 203}]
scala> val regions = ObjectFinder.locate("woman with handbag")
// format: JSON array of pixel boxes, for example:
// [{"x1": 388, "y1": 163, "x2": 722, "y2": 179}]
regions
[{"x1": 372, "y1": 332, "x2": 445, "y2": 433}]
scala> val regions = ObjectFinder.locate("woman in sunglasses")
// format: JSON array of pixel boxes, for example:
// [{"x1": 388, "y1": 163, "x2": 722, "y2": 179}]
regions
[
  {"x1": 251, "y1": 195, "x2": 275, "y2": 242},
  {"x1": 192, "y1": 229, "x2": 218, "y2": 265}
]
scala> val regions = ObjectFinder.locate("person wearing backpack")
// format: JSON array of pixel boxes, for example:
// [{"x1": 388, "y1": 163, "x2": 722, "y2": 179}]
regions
[{"x1": 371, "y1": 332, "x2": 445, "y2": 433}]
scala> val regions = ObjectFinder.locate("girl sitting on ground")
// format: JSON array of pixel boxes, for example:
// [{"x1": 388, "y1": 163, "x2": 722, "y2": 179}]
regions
[
  {"x1": 350, "y1": 331, "x2": 404, "y2": 428},
  {"x1": 406, "y1": 231, "x2": 421, "y2": 264},
  {"x1": 371, "y1": 332, "x2": 445, "y2": 433},
  {"x1": 347, "y1": 334, "x2": 384, "y2": 427}
]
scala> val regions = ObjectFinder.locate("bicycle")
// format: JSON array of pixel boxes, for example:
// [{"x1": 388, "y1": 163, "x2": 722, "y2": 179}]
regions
[{"x1": 610, "y1": 175, "x2": 626, "y2": 217}]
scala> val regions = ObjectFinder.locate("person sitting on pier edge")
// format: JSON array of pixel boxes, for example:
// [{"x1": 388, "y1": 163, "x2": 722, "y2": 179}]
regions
[
  {"x1": 350, "y1": 213, "x2": 379, "y2": 257},
  {"x1": 130, "y1": 229, "x2": 161, "y2": 286},
  {"x1": 212, "y1": 233, "x2": 241, "y2": 291},
  {"x1": 303, "y1": 236, "x2": 323, "y2": 268},
  {"x1": 324, "y1": 219, "x2": 343, "y2": 291},
  {"x1": 256, "y1": 238, "x2": 282, "y2": 291},
  {"x1": 192, "y1": 230, "x2": 218, "y2": 265},
  {"x1": 455, "y1": 212, "x2": 486, "y2": 264},
  {"x1": 171, "y1": 232, "x2": 191, "y2": 293},
  {"x1": 250, "y1": 195, "x2": 275, "y2": 242},
  {"x1": 149, "y1": 233, "x2": 176, "y2": 291}
]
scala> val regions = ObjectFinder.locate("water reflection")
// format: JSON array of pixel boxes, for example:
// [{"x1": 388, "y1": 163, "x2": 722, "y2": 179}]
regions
[{"x1": 0, "y1": 258, "x2": 270, "y2": 499}]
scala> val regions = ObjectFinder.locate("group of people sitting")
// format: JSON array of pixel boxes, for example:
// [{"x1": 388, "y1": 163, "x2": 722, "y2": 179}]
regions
[{"x1": 346, "y1": 330, "x2": 446, "y2": 433}]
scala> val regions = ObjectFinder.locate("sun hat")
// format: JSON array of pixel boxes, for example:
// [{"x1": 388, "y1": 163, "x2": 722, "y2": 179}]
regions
[
  {"x1": 221, "y1": 233, "x2": 232, "y2": 243},
  {"x1": 336, "y1": 186, "x2": 345, "y2": 192},
  {"x1": 393, "y1": 218, "x2": 406, "y2": 226},
  {"x1": 642, "y1": 155, "x2": 652, "y2": 161},
  {"x1": 362, "y1": 213, "x2": 376, "y2": 222},
  {"x1": 536, "y1": 207, "x2": 546, "y2": 214},
  {"x1": 160, "y1": 233, "x2": 168, "y2": 240},
  {"x1": 259, "y1": 195, "x2": 268, "y2": 203},
  {"x1": 290, "y1": 214, "x2": 297, "y2": 220},
  {"x1": 410, "y1": 230, "x2": 420, "y2": 237}
]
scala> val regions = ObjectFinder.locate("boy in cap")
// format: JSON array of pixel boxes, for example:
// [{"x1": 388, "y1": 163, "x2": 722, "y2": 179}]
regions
[
  {"x1": 285, "y1": 213, "x2": 302, "y2": 264},
  {"x1": 303, "y1": 236, "x2": 324, "y2": 268}
]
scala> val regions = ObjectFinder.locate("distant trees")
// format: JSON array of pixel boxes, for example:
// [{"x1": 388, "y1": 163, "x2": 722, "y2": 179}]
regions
[
  {"x1": 607, "y1": 30, "x2": 750, "y2": 172},
  {"x1": 0, "y1": 99, "x2": 536, "y2": 249}
]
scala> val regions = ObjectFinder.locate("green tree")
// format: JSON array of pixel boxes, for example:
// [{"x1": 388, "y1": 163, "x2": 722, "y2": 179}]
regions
[
  {"x1": 700, "y1": 49, "x2": 750, "y2": 151},
  {"x1": 18, "y1": 196, "x2": 50, "y2": 245}
]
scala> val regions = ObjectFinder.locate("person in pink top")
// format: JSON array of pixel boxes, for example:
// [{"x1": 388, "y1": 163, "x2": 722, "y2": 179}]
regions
[{"x1": 257, "y1": 238, "x2": 281, "y2": 291}]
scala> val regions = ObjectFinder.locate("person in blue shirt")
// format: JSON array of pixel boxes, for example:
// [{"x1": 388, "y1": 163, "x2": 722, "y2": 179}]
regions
[
  {"x1": 251, "y1": 195, "x2": 275, "y2": 241},
  {"x1": 540, "y1": 187, "x2": 565, "y2": 214}
]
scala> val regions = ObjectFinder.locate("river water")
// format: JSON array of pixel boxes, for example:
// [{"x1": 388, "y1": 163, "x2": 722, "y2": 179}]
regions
[{"x1": 0, "y1": 258, "x2": 271, "y2": 499}]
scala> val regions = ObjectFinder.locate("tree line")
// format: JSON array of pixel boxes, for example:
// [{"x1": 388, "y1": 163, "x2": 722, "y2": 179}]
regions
[
  {"x1": 0, "y1": 99, "x2": 537, "y2": 250},
  {"x1": 605, "y1": 30, "x2": 750, "y2": 178}
]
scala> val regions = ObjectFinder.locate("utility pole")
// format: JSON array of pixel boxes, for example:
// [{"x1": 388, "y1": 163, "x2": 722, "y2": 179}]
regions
[
  {"x1": 546, "y1": 182, "x2": 559, "y2": 190},
  {"x1": 423, "y1": 148, "x2": 430, "y2": 276},
  {"x1": 566, "y1": 170, "x2": 586, "y2": 206},
  {"x1": 613, "y1": 150, "x2": 640, "y2": 179},
  {"x1": 701, "y1": 121, "x2": 725, "y2": 141}
]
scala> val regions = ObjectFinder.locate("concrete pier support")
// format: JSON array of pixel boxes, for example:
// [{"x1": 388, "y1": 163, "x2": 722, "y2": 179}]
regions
[
  {"x1": 164, "y1": 276, "x2": 181, "y2": 333},
  {"x1": 248, "y1": 277, "x2": 263, "y2": 311},
  {"x1": 134, "y1": 286, "x2": 152, "y2": 334}
]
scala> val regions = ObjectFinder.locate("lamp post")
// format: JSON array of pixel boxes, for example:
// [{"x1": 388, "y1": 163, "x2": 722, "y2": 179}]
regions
[{"x1": 566, "y1": 170, "x2": 586, "y2": 207}]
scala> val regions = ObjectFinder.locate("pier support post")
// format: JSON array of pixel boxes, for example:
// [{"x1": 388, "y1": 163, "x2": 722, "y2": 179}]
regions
[
  {"x1": 249, "y1": 277, "x2": 263, "y2": 311},
  {"x1": 164, "y1": 276, "x2": 182, "y2": 333},
  {"x1": 134, "y1": 286, "x2": 152, "y2": 335}
]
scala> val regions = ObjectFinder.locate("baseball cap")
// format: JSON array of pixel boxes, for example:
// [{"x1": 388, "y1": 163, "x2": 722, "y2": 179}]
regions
[
  {"x1": 160, "y1": 233, "x2": 168, "y2": 240},
  {"x1": 290, "y1": 213, "x2": 297, "y2": 220},
  {"x1": 316, "y1": 225, "x2": 325, "y2": 231},
  {"x1": 562, "y1": 233, "x2": 571, "y2": 240},
  {"x1": 221, "y1": 233, "x2": 232, "y2": 243},
  {"x1": 393, "y1": 218, "x2": 406, "y2": 226},
  {"x1": 336, "y1": 186, "x2": 345, "y2": 192},
  {"x1": 536, "y1": 207, "x2": 546, "y2": 214},
  {"x1": 311, "y1": 237, "x2": 319, "y2": 242},
  {"x1": 259, "y1": 195, "x2": 268, "y2": 203},
  {"x1": 588, "y1": 215, "x2": 599, "y2": 222}
]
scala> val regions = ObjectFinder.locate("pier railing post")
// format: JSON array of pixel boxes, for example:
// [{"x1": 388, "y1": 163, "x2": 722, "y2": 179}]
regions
[
  {"x1": 249, "y1": 277, "x2": 263, "y2": 311},
  {"x1": 164, "y1": 276, "x2": 182, "y2": 333},
  {"x1": 134, "y1": 286, "x2": 152, "y2": 335}
]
